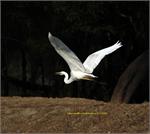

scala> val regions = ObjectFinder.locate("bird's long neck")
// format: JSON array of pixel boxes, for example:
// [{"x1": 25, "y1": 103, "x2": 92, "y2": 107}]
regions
[{"x1": 61, "y1": 71, "x2": 73, "y2": 84}]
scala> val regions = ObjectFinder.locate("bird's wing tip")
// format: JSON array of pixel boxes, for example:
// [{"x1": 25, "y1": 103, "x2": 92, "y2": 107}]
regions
[
  {"x1": 48, "y1": 32, "x2": 52, "y2": 39},
  {"x1": 116, "y1": 40, "x2": 123, "y2": 47}
]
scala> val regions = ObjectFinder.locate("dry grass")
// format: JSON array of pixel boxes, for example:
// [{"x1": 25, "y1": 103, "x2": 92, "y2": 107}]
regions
[{"x1": 1, "y1": 97, "x2": 149, "y2": 133}]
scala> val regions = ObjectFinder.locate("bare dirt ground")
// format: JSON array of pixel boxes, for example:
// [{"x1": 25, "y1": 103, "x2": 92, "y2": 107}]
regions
[{"x1": 1, "y1": 97, "x2": 149, "y2": 133}]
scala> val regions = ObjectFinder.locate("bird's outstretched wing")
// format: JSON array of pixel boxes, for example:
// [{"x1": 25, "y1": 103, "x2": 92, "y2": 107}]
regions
[
  {"x1": 48, "y1": 32, "x2": 85, "y2": 72},
  {"x1": 83, "y1": 41, "x2": 122, "y2": 73}
]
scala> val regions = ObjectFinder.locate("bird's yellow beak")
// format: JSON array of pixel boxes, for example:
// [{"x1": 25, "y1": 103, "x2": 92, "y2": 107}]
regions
[
  {"x1": 55, "y1": 72, "x2": 60, "y2": 75},
  {"x1": 55, "y1": 72, "x2": 64, "y2": 75}
]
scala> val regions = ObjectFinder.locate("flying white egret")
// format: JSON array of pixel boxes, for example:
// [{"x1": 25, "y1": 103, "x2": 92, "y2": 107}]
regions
[{"x1": 48, "y1": 32, "x2": 122, "y2": 84}]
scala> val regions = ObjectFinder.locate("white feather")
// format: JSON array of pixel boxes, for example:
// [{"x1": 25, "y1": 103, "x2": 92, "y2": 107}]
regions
[{"x1": 48, "y1": 32, "x2": 122, "y2": 84}]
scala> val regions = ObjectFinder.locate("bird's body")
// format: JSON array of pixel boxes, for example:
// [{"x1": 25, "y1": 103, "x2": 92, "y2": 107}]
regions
[
  {"x1": 48, "y1": 32, "x2": 122, "y2": 84},
  {"x1": 56, "y1": 71, "x2": 97, "y2": 84}
]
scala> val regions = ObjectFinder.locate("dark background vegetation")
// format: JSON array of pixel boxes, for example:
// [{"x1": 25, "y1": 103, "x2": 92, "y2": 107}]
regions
[{"x1": 1, "y1": 1, "x2": 149, "y2": 103}]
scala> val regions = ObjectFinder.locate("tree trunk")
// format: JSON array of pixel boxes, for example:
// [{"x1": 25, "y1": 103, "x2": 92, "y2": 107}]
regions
[
  {"x1": 22, "y1": 50, "x2": 27, "y2": 96},
  {"x1": 3, "y1": 44, "x2": 9, "y2": 96},
  {"x1": 111, "y1": 50, "x2": 149, "y2": 103}
]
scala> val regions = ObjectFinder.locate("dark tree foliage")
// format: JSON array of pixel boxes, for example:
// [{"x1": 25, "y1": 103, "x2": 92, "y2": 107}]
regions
[{"x1": 1, "y1": 1, "x2": 149, "y2": 103}]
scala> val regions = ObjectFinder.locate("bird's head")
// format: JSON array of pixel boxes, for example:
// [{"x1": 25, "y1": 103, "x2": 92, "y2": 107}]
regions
[{"x1": 55, "y1": 71, "x2": 72, "y2": 84}]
